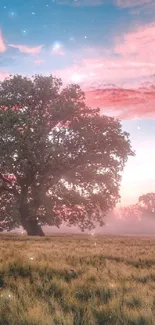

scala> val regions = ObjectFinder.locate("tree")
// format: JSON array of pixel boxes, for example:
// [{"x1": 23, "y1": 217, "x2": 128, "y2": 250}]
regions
[
  {"x1": 138, "y1": 193, "x2": 155, "y2": 219},
  {"x1": 0, "y1": 74, "x2": 135, "y2": 236},
  {"x1": 118, "y1": 204, "x2": 142, "y2": 222}
]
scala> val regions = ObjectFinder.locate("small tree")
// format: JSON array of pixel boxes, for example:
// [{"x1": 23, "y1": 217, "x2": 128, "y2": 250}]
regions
[
  {"x1": 118, "y1": 204, "x2": 142, "y2": 222},
  {"x1": 139, "y1": 193, "x2": 155, "y2": 219},
  {"x1": 0, "y1": 74, "x2": 135, "y2": 236}
]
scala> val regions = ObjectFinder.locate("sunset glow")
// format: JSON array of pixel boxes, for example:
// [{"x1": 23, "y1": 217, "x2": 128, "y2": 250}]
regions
[{"x1": 0, "y1": 0, "x2": 154, "y2": 206}]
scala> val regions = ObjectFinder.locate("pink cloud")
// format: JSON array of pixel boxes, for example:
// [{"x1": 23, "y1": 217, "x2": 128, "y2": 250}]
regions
[
  {"x1": 85, "y1": 87, "x2": 155, "y2": 119},
  {"x1": 53, "y1": 22, "x2": 155, "y2": 119},
  {"x1": 0, "y1": 30, "x2": 6, "y2": 52},
  {"x1": 55, "y1": 56, "x2": 155, "y2": 88},
  {"x1": 54, "y1": 57, "x2": 155, "y2": 119},
  {"x1": 54, "y1": 56, "x2": 155, "y2": 118},
  {"x1": 69, "y1": 22, "x2": 155, "y2": 83},
  {"x1": 9, "y1": 44, "x2": 43, "y2": 55},
  {"x1": 115, "y1": 22, "x2": 155, "y2": 64},
  {"x1": 116, "y1": 0, "x2": 152, "y2": 8}
]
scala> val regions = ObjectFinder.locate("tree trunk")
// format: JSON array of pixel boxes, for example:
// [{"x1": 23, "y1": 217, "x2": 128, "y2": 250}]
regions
[
  {"x1": 22, "y1": 219, "x2": 45, "y2": 236},
  {"x1": 19, "y1": 202, "x2": 45, "y2": 236}
]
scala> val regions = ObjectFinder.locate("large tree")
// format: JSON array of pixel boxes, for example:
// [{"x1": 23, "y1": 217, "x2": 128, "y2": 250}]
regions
[{"x1": 0, "y1": 74, "x2": 134, "y2": 236}]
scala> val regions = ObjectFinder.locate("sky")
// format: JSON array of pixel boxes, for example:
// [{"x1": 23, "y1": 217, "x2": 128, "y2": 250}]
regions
[{"x1": 0, "y1": 0, "x2": 155, "y2": 206}]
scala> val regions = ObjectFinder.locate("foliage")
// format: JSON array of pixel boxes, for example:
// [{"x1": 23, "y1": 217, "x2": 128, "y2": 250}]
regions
[
  {"x1": 117, "y1": 193, "x2": 155, "y2": 225},
  {"x1": 138, "y1": 193, "x2": 155, "y2": 219},
  {"x1": 118, "y1": 204, "x2": 142, "y2": 222},
  {"x1": 0, "y1": 74, "x2": 134, "y2": 234}
]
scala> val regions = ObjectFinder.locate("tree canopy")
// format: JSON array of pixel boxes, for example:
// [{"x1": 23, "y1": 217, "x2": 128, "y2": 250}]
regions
[
  {"x1": 0, "y1": 74, "x2": 134, "y2": 235},
  {"x1": 118, "y1": 204, "x2": 142, "y2": 222},
  {"x1": 138, "y1": 193, "x2": 155, "y2": 218},
  {"x1": 117, "y1": 193, "x2": 155, "y2": 225}
]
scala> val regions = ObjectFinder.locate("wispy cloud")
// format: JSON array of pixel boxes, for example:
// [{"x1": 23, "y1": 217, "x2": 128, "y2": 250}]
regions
[
  {"x1": 9, "y1": 44, "x2": 43, "y2": 55},
  {"x1": 1, "y1": 18, "x2": 155, "y2": 120},
  {"x1": 53, "y1": 20, "x2": 155, "y2": 120},
  {"x1": 56, "y1": 0, "x2": 105, "y2": 6},
  {"x1": 56, "y1": 0, "x2": 153, "y2": 7},
  {"x1": 0, "y1": 30, "x2": 6, "y2": 53},
  {"x1": 115, "y1": 22, "x2": 155, "y2": 62},
  {"x1": 55, "y1": 56, "x2": 155, "y2": 90},
  {"x1": 130, "y1": 0, "x2": 155, "y2": 14},
  {"x1": 54, "y1": 56, "x2": 155, "y2": 119},
  {"x1": 116, "y1": 0, "x2": 152, "y2": 8}
]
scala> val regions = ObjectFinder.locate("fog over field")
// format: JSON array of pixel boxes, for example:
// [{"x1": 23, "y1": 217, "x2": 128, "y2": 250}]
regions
[{"x1": 12, "y1": 214, "x2": 155, "y2": 236}]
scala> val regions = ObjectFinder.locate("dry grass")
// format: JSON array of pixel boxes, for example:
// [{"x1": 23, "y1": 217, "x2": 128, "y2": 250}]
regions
[{"x1": 0, "y1": 234, "x2": 155, "y2": 325}]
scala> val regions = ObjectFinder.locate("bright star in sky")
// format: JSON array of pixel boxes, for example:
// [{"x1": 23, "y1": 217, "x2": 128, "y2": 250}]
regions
[
  {"x1": 53, "y1": 42, "x2": 62, "y2": 51},
  {"x1": 21, "y1": 29, "x2": 28, "y2": 35},
  {"x1": 51, "y1": 41, "x2": 64, "y2": 55}
]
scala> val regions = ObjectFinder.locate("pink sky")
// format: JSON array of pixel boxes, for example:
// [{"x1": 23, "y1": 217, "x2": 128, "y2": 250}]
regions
[{"x1": 0, "y1": 0, "x2": 155, "y2": 207}]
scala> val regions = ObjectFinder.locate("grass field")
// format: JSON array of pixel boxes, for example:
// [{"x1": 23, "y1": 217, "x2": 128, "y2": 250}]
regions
[{"x1": 0, "y1": 234, "x2": 155, "y2": 325}]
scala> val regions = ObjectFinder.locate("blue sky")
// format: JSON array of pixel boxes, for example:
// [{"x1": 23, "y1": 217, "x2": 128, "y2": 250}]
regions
[
  {"x1": 0, "y1": 0, "x2": 155, "y2": 76},
  {"x1": 0, "y1": 0, "x2": 155, "y2": 205}
]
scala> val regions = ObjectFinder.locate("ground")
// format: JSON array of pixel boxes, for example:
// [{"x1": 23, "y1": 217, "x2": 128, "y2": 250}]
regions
[{"x1": 0, "y1": 234, "x2": 155, "y2": 325}]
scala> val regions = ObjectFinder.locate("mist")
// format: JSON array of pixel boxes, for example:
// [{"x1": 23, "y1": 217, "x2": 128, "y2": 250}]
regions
[
  {"x1": 12, "y1": 213, "x2": 155, "y2": 236},
  {"x1": 45, "y1": 213, "x2": 155, "y2": 236},
  {"x1": 98, "y1": 214, "x2": 155, "y2": 235}
]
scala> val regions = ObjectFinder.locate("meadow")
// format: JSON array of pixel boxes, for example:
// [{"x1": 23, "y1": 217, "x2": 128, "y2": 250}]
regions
[{"x1": 0, "y1": 234, "x2": 155, "y2": 325}]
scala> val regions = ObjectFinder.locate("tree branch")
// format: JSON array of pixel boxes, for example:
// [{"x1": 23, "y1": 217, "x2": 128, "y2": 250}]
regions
[{"x1": 0, "y1": 173, "x2": 20, "y2": 198}]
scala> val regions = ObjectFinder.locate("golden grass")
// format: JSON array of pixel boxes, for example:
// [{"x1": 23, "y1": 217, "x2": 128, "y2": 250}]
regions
[{"x1": 0, "y1": 234, "x2": 155, "y2": 324}]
